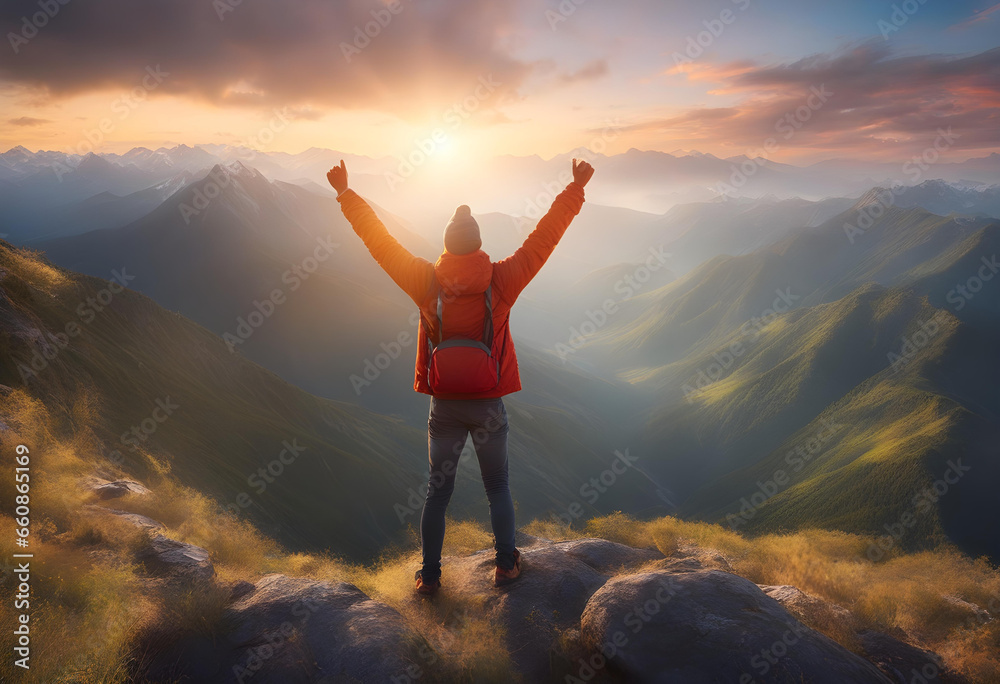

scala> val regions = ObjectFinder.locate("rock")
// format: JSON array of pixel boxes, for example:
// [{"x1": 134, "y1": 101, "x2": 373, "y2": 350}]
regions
[
  {"x1": 653, "y1": 556, "x2": 709, "y2": 573},
  {"x1": 441, "y1": 543, "x2": 608, "y2": 679},
  {"x1": 430, "y1": 536, "x2": 664, "y2": 681},
  {"x1": 85, "y1": 478, "x2": 152, "y2": 499},
  {"x1": 669, "y1": 543, "x2": 734, "y2": 572},
  {"x1": 760, "y1": 584, "x2": 855, "y2": 631},
  {"x1": 515, "y1": 529, "x2": 550, "y2": 548},
  {"x1": 164, "y1": 574, "x2": 425, "y2": 683},
  {"x1": 580, "y1": 569, "x2": 893, "y2": 683},
  {"x1": 942, "y1": 595, "x2": 993, "y2": 623},
  {"x1": 140, "y1": 534, "x2": 214, "y2": 582},
  {"x1": 83, "y1": 504, "x2": 165, "y2": 533},
  {"x1": 83, "y1": 504, "x2": 215, "y2": 586},
  {"x1": 553, "y1": 538, "x2": 663, "y2": 574},
  {"x1": 230, "y1": 580, "x2": 256, "y2": 602},
  {"x1": 858, "y1": 630, "x2": 969, "y2": 684}
]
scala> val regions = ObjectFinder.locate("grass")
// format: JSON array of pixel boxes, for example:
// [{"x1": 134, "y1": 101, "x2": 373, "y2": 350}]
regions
[
  {"x1": 305, "y1": 518, "x2": 517, "y2": 682},
  {"x1": 0, "y1": 389, "x2": 516, "y2": 682},
  {"x1": 0, "y1": 391, "x2": 286, "y2": 682},
  {"x1": 527, "y1": 511, "x2": 1000, "y2": 683},
  {"x1": 2, "y1": 246, "x2": 70, "y2": 293},
  {"x1": 4, "y1": 382, "x2": 1000, "y2": 682}
]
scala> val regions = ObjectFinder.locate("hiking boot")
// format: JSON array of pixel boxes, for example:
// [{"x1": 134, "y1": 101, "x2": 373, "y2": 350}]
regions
[
  {"x1": 494, "y1": 549, "x2": 522, "y2": 587},
  {"x1": 415, "y1": 570, "x2": 441, "y2": 597}
]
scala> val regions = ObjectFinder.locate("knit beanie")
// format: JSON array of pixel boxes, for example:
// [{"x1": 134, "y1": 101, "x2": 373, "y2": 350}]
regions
[{"x1": 443, "y1": 205, "x2": 482, "y2": 255}]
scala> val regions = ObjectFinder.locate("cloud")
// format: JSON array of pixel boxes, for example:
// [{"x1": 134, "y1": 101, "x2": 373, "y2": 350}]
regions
[
  {"x1": 951, "y1": 2, "x2": 1000, "y2": 29},
  {"x1": 0, "y1": 0, "x2": 532, "y2": 120},
  {"x1": 7, "y1": 116, "x2": 51, "y2": 126},
  {"x1": 284, "y1": 107, "x2": 326, "y2": 122},
  {"x1": 557, "y1": 59, "x2": 610, "y2": 85},
  {"x1": 649, "y1": 43, "x2": 1000, "y2": 155}
]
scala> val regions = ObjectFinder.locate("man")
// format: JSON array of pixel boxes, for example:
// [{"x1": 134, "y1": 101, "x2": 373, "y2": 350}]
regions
[{"x1": 327, "y1": 158, "x2": 595, "y2": 595}]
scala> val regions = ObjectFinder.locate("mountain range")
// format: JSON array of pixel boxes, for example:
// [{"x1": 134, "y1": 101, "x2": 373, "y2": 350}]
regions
[{"x1": 2, "y1": 143, "x2": 999, "y2": 564}]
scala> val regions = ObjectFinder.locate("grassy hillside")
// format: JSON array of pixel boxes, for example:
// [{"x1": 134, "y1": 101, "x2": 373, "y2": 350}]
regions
[
  {"x1": 582, "y1": 204, "x2": 997, "y2": 368},
  {"x1": 562, "y1": 202, "x2": 1000, "y2": 560},
  {"x1": 639, "y1": 284, "x2": 998, "y2": 558}
]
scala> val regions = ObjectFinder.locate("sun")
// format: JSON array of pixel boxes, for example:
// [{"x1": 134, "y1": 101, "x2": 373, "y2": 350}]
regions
[{"x1": 433, "y1": 134, "x2": 459, "y2": 160}]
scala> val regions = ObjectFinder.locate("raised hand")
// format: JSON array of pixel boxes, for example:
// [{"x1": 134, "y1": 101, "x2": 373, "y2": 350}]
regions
[
  {"x1": 326, "y1": 160, "x2": 349, "y2": 195},
  {"x1": 572, "y1": 158, "x2": 595, "y2": 188}
]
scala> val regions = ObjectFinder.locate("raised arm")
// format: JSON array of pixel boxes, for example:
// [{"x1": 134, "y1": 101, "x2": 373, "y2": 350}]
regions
[
  {"x1": 493, "y1": 158, "x2": 594, "y2": 304},
  {"x1": 328, "y1": 160, "x2": 434, "y2": 304}
]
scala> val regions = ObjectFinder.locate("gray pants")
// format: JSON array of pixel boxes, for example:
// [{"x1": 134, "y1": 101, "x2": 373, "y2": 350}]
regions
[{"x1": 419, "y1": 396, "x2": 516, "y2": 582}]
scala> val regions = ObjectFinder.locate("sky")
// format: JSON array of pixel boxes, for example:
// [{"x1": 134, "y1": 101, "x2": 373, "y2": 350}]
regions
[{"x1": 1, "y1": 0, "x2": 999, "y2": 164}]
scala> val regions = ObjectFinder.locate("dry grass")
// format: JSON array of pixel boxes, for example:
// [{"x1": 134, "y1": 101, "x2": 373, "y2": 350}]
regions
[
  {"x1": 352, "y1": 547, "x2": 514, "y2": 681},
  {"x1": 0, "y1": 391, "x2": 288, "y2": 680},
  {"x1": 105, "y1": 481, "x2": 285, "y2": 576},
  {"x1": 1, "y1": 244, "x2": 69, "y2": 293},
  {"x1": 0, "y1": 529, "x2": 150, "y2": 683},
  {"x1": 538, "y1": 512, "x2": 1000, "y2": 683},
  {"x1": 316, "y1": 516, "x2": 517, "y2": 682},
  {"x1": 66, "y1": 511, "x2": 150, "y2": 554},
  {"x1": 1, "y1": 389, "x2": 514, "y2": 682},
  {"x1": 4, "y1": 386, "x2": 998, "y2": 683},
  {"x1": 522, "y1": 517, "x2": 585, "y2": 542}
]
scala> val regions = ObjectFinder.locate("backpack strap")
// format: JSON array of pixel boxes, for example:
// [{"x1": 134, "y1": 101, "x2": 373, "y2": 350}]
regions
[
  {"x1": 481, "y1": 285, "x2": 494, "y2": 348},
  {"x1": 431, "y1": 285, "x2": 494, "y2": 349}
]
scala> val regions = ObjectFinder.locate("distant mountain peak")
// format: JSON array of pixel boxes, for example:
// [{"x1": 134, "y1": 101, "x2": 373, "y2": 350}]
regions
[
  {"x1": 180, "y1": 160, "x2": 273, "y2": 219},
  {"x1": 208, "y1": 159, "x2": 262, "y2": 180},
  {"x1": 77, "y1": 152, "x2": 117, "y2": 172},
  {"x1": 670, "y1": 149, "x2": 707, "y2": 158},
  {"x1": 915, "y1": 178, "x2": 950, "y2": 189},
  {"x1": 625, "y1": 147, "x2": 669, "y2": 157},
  {"x1": 1, "y1": 146, "x2": 34, "y2": 166}
]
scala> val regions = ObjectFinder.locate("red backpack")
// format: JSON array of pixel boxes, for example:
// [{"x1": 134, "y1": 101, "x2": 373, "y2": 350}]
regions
[{"x1": 427, "y1": 285, "x2": 500, "y2": 395}]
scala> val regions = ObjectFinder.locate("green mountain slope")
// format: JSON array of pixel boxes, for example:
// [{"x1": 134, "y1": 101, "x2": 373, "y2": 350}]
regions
[
  {"x1": 560, "y1": 200, "x2": 1000, "y2": 559},
  {"x1": 682, "y1": 294, "x2": 1000, "y2": 558},
  {"x1": 581, "y1": 202, "x2": 997, "y2": 369}
]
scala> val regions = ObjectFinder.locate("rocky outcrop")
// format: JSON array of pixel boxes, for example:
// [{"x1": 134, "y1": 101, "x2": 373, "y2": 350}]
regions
[
  {"x1": 76, "y1": 496, "x2": 960, "y2": 684},
  {"x1": 858, "y1": 630, "x2": 969, "y2": 684},
  {"x1": 85, "y1": 505, "x2": 165, "y2": 533},
  {"x1": 146, "y1": 574, "x2": 425, "y2": 683},
  {"x1": 83, "y1": 503, "x2": 213, "y2": 581},
  {"x1": 140, "y1": 534, "x2": 215, "y2": 582},
  {"x1": 580, "y1": 569, "x2": 893, "y2": 683},
  {"x1": 422, "y1": 534, "x2": 663, "y2": 681},
  {"x1": 760, "y1": 583, "x2": 855, "y2": 630},
  {"x1": 84, "y1": 477, "x2": 152, "y2": 499}
]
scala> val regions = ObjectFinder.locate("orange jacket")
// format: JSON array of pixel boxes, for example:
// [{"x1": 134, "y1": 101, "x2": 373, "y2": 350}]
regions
[{"x1": 338, "y1": 182, "x2": 586, "y2": 398}]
